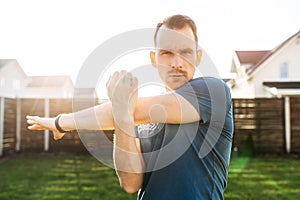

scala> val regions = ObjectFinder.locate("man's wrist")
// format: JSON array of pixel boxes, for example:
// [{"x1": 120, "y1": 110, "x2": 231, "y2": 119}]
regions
[
  {"x1": 114, "y1": 116, "x2": 134, "y2": 126},
  {"x1": 113, "y1": 114, "x2": 135, "y2": 137},
  {"x1": 112, "y1": 108, "x2": 134, "y2": 123},
  {"x1": 55, "y1": 114, "x2": 72, "y2": 133}
]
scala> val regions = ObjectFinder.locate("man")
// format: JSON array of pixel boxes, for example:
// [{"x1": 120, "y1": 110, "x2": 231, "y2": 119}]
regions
[{"x1": 27, "y1": 15, "x2": 233, "y2": 199}]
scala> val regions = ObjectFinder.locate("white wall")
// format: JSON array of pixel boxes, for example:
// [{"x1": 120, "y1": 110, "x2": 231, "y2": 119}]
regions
[
  {"x1": 230, "y1": 78, "x2": 255, "y2": 98},
  {"x1": 0, "y1": 61, "x2": 28, "y2": 97},
  {"x1": 252, "y1": 38, "x2": 300, "y2": 97},
  {"x1": 231, "y1": 35, "x2": 300, "y2": 98},
  {"x1": 17, "y1": 87, "x2": 73, "y2": 98}
]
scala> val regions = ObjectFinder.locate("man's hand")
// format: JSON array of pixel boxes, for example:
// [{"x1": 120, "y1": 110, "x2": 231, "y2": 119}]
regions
[
  {"x1": 106, "y1": 71, "x2": 138, "y2": 126},
  {"x1": 26, "y1": 115, "x2": 65, "y2": 140}
]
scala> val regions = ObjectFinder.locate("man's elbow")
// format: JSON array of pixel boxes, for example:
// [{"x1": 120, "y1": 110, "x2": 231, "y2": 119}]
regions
[
  {"x1": 121, "y1": 183, "x2": 140, "y2": 194},
  {"x1": 120, "y1": 182, "x2": 141, "y2": 194}
]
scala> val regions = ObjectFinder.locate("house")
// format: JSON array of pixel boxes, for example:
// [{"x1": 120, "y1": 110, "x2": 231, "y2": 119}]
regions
[
  {"x1": 0, "y1": 59, "x2": 74, "y2": 98},
  {"x1": 229, "y1": 31, "x2": 300, "y2": 154},
  {"x1": 0, "y1": 59, "x2": 30, "y2": 98},
  {"x1": 18, "y1": 76, "x2": 74, "y2": 98},
  {"x1": 229, "y1": 30, "x2": 300, "y2": 98}
]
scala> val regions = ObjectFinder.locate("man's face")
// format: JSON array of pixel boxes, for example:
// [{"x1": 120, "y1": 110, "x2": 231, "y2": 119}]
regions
[{"x1": 150, "y1": 25, "x2": 201, "y2": 90}]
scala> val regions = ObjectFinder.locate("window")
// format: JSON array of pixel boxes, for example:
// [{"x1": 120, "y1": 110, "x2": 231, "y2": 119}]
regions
[
  {"x1": 241, "y1": 63, "x2": 252, "y2": 69},
  {"x1": 280, "y1": 62, "x2": 288, "y2": 80},
  {"x1": 13, "y1": 80, "x2": 20, "y2": 90}
]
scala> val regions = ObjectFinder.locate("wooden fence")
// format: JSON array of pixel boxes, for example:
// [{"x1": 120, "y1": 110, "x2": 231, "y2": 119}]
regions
[
  {"x1": 291, "y1": 97, "x2": 300, "y2": 153},
  {"x1": 232, "y1": 98, "x2": 285, "y2": 155},
  {"x1": 0, "y1": 97, "x2": 16, "y2": 155},
  {"x1": 0, "y1": 97, "x2": 300, "y2": 157},
  {"x1": 0, "y1": 97, "x2": 102, "y2": 156},
  {"x1": 232, "y1": 97, "x2": 300, "y2": 155}
]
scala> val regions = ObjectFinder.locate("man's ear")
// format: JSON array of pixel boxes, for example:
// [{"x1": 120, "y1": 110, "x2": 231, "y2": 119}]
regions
[
  {"x1": 150, "y1": 51, "x2": 156, "y2": 67},
  {"x1": 196, "y1": 49, "x2": 202, "y2": 66}
]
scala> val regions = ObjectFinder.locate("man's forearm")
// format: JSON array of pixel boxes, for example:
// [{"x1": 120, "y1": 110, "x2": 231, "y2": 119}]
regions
[
  {"x1": 59, "y1": 102, "x2": 115, "y2": 131},
  {"x1": 113, "y1": 119, "x2": 144, "y2": 193}
]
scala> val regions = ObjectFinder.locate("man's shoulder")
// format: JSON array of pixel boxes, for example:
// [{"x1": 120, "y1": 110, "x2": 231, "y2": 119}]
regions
[
  {"x1": 190, "y1": 77, "x2": 227, "y2": 85},
  {"x1": 189, "y1": 77, "x2": 230, "y2": 92},
  {"x1": 177, "y1": 77, "x2": 228, "y2": 91},
  {"x1": 176, "y1": 77, "x2": 232, "y2": 104}
]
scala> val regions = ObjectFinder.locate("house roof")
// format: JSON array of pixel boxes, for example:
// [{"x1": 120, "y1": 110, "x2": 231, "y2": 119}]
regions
[
  {"x1": 1, "y1": 59, "x2": 13, "y2": 68},
  {"x1": 235, "y1": 50, "x2": 270, "y2": 66},
  {"x1": 0, "y1": 59, "x2": 28, "y2": 78},
  {"x1": 263, "y1": 81, "x2": 300, "y2": 89},
  {"x1": 0, "y1": 59, "x2": 16, "y2": 69},
  {"x1": 247, "y1": 30, "x2": 300, "y2": 76},
  {"x1": 27, "y1": 76, "x2": 73, "y2": 88},
  {"x1": 0, "y1": 59, "x2": 19, "y2": 70}
]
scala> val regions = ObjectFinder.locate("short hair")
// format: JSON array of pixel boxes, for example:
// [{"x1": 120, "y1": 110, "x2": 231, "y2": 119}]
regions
[{"x1": 154, "y1": 15, "x2": 198, "y2": 48}]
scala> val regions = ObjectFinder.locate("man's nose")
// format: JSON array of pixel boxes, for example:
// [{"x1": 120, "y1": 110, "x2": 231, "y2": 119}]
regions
[
  {"x1": 172, "y1": 65, "x2": 182, "y2": 71},
  {"x1": 171, "y1": 55, "x2": 183, "y2": 71}
]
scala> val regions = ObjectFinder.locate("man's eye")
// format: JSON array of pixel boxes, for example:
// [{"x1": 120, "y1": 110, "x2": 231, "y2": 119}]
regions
[
  {"x1": 162, "y1": 51, "x2": 173, "y2": 55},
  {"x1": 181, "y1": 50, "x2": 193, "y2": 55}
]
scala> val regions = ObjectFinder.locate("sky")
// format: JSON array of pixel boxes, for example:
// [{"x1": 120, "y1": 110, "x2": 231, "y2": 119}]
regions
[{"x1": 0, "y1": 0, "x2": 299, "y2": 86}]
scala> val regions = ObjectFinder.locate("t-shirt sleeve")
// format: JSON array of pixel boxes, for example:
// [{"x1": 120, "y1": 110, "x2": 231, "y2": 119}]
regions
[{"x1": 175, "y1": 78, "x2": 212, "y2": 123}]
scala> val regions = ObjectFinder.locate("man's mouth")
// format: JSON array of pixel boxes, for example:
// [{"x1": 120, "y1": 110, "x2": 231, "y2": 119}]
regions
[
  {"x1": 168, "y1": 71, "x2": 186, "y2": 78},
  {"x1": 168, "y1": 69, "x2": 184, "y2": 75},
  {"x1": 170, "y1": 74, "x2": 183, "y2": 77}
]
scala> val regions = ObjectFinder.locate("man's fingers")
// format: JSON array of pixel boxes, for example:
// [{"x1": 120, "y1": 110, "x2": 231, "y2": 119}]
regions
[
  {"x1": 107, "y1": 71, "x2": 138, "y2": 99},
  {"x1": 110, "y1": 71, "x2": 120, "y2": 87},
  {"x1": 132, "y1": 77, "x2": 138, "y2": 87},
  {"x1": 26, "y1": 115, "x2": 39, "y2": 119},
  {"x1": 28, "y1": 124, "x2": 43, "y2": 130},
  {"x1": 26, "y1": 116, "x2": 64, "y2": 142},
  {"x1": 53, "y1": 131, "x2": 65, "y2": 140},
  {"x1": 26, "y1": 119, "x2": 37, "y2": 125},
  {"x1": 26, "y1": 115, "x2": 41, "y2": 123},
  {"x1": 123, "y1": 73, "x2": 130, "y2": 86},
  {"x1": 106, "y1": 75, "x2": 112, "y2": 87}
]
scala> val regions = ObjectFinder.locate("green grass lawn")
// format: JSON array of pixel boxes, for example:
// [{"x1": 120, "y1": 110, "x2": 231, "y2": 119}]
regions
[
  {"x1": 226, "y1": 156, "x2": 300, "y2": 200},
  {"x1": 0, "y1": 154, "x2": 299, "y2": 200}
]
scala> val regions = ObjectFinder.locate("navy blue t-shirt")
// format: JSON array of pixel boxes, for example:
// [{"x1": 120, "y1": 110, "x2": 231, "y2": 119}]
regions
[{"x1": 136, "y1": 77, "x2": 234, "y2": 200}]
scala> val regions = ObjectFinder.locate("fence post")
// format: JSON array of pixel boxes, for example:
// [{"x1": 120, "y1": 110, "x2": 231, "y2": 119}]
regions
[
  {"x1": 15, "y1": 98, "x2": 21, "y2": 152},
  {"x1": 284, "y1": 96, "x2": 291, "y2": 154},
  {"x1": 0, "y1": 97, "x2": 5, "y2": 156},
  {"x1": 44, "y1": 98, "x2": 50, "y2": 151}
]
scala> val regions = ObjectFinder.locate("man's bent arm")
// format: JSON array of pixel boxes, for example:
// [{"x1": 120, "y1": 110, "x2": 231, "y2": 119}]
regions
[
  {"x1": 58, "y1": 92, "x2": 200, "y2": 131},
  {"x1": 113, "y1": 118, "x2": 144, "y2": 194}
]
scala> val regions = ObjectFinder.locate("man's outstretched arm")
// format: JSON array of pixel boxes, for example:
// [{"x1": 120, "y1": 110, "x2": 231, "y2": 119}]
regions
[{"x1": 27, "y1": 75, "x2": 200, "y2": 139}]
